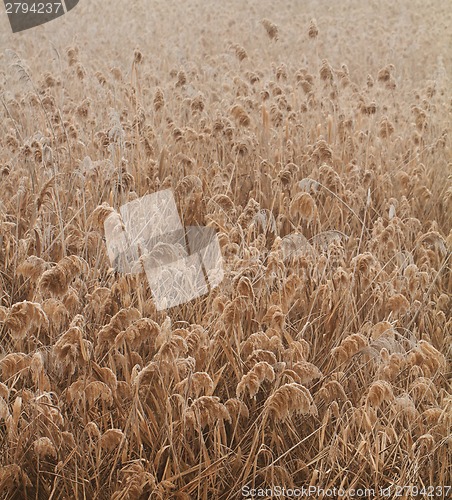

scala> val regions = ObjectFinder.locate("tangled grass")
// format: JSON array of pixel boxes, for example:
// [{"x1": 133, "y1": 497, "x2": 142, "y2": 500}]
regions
[{"x1": 0, "y1": 0, "x2": 451, "y2": 498}]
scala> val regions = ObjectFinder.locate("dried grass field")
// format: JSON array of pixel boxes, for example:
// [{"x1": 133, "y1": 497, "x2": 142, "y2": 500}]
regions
[{"x1": 0, "y1": 0, "x2": 451, "y2": 498}]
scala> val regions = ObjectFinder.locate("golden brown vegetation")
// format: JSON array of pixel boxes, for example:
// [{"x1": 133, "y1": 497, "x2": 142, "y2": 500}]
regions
[{"x1": 0, "y1": 0, "x2": 451, "y2": 498}]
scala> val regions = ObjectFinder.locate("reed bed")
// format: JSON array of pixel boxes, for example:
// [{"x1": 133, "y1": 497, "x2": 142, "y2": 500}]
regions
[{"x1": 0, "y1": 0, "x2": 450, "y2": 498}]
